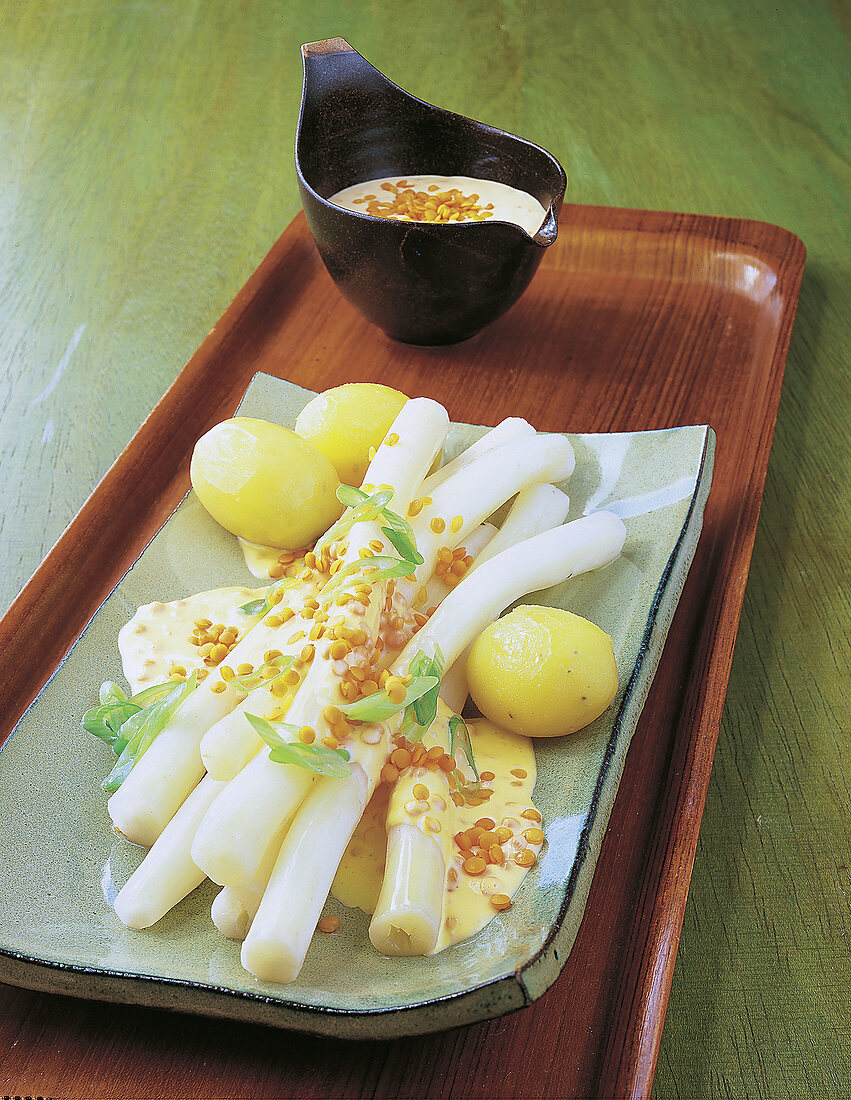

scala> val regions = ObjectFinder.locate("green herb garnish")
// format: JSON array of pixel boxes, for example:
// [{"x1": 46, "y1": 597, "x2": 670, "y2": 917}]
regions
[
  {"x1": 83, "y1": 678, "x2": 190, "y2": 751},
  {"x1": 238, "y1": 578, "x2": 301, "y2": 617},
  {"x1": 338, "y1": 675, "x2": 439, "y2": 723},
  {"x1": 452, "y1": 771, "x2": 489, "y2": 804},
  {"x1": 316, "y1": 485, "x2": 395, "y2": 552},
  {"x1": 82, "y1": 700, "x2": 142, "y2": 746},
  {"x1": 83, "y1": 672, "x2": 198, "y2": 792},
  {"x1": 246, "y1": 714, "x2": 351, "y2": 778},
  {"x1": 98, "y1": 681, "x2": 127, "y2": 706},
  {"x1": 229, "y1": 654, "x2": 294, "y2": 693},
  {"x1": 320, "y1": 485, "x2": 423, "y2": 561},
  {"x1": 449, "y1": 713, "x2": 479, "y2": 779},
  {"x1": 318, "y1": 554, "x2": 417, "y2": 604},
  {"x1": 238, "y1": 594, "x2": 270, "y2": 615},
  {"x1": 400, "y1": 647, "x2": 445, "y2": 740},
  {"x1": 381, "y1": 524, "x2": 423, "y2": 565}
]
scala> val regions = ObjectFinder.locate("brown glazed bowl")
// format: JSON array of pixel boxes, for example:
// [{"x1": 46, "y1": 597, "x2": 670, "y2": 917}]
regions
[{"x1": 295, "y1": 38, "x2": 567, "y2": 345}]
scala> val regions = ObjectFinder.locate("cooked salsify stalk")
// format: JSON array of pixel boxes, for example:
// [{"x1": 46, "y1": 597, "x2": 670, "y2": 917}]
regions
[
  {"x1": 113, "y1": 773, "x2": 227, "y2": 928},
  {"x1": 200, "y1": 696, "x2": 279, "y2": 783},
  {"x1": 368, "y1": 511, "x2": 626, "y2": 957},
  {"x1": 367, "y1": 490, "x2": 571, "y2": 955},
  {"x1": 107, "y1": 683, "x2": 239, "y2": 848},
  {"x1": 370, "y1": 823, "x2": 447, "y2": 956},
  {"x1": 419, "y1": 416, "x2": 535, "y2": 494},
  {"x1": 369, "y1": 710, "x2": 456, "y2": 956},
  {"x1": 208, "y1": 811, "x2": 293, "y2": 941},
  {"x1": 106, "y1": 398, "x2": 448, "y2": 849},
  {"x1": 378, "y1": 483, "x2": 569, "y2": 676},
  {"x1": 397, "y1": 433, "x2": 575, "y2": 609},
  {"x1": 190, "y1": 434, "x2": 576, "y2": 894},
  {"x1": 240, "y1": 750, "x2": 382, "y2": 983},
  {"x1": 240, "y1": 512, "x2": 625, "y2": 982},
  {"x1": 470, "y1": 482, "x2": 570, "y2": 568},
  {"x1": 421, "y1": 483, "x2": 571, "y2": 711},
  {"x1": 211, "y1": 884, "x2": 255, "y2": 941},
  {"x1": 412, "y1": 512, "x2": 625, "y2": 668}
]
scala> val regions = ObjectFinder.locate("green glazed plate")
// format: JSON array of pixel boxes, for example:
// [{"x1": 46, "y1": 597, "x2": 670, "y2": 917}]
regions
[{"x1": 0, "y1": 374, "x2": 714, "y2": 1038}]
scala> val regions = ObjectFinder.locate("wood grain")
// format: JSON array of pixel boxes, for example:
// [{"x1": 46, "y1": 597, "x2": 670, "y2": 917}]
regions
[{"x1": 0, "y1": 207, "x2": 803, "y2": 1098}]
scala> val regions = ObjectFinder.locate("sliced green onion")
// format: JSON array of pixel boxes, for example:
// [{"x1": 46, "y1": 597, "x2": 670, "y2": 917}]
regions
[
  {"x1": 98, "y1": 681, "x2": 127, "y2": 706},
  {"x1": 246, "y1": 714, "x2": 351, "y2": 778},
  {"x1": 101, "y1": 672, "x2": 198, "y2": 792},
  {"x1": 229, "y1": 654, "x2": 294, "y2": 693},
  {"x1": 381, "y1": 525, "x2": 424, "y2": 565},
  {"x1": 83, "y1": 677, "x2": 197, "y2": 751},
  {"x1": 335, "y1": 484, "x2": 371, "y2": 507},
  {"x1": 452, "y1": 770, "x2": 488, "y2": 802},
  {"x1": 318, "y1": 555, "x2": 415, "y2": 603},
  {"x1": 449, "y1": 714, "x2": 479, "y2": 779},
  {"x1": 338, "y1": 676, "x2": 439, "y2": 722},
  {"x1": 238, "y1": 582, "x2": 285, "y2": 617},
  {"x1": 411, "y1": 648, "x2": 444, "y2": 730},
  {"x1": 82, "y1": 701, "x2": 141, "y2": 745},
  {"x1": 239, "y1": 596, "x2": 268, "y2": 616},
  {"x1": 130, "y1": 680, "x2": 186, "y2": 708},
  {"x1": 317, "y1": 486, "x2": 395, "y2": 552}
]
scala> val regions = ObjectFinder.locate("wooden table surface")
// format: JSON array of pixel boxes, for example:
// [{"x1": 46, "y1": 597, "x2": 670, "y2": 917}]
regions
[{"x1": 0, "y1": 2, "x2": 847, "y2": 1097}]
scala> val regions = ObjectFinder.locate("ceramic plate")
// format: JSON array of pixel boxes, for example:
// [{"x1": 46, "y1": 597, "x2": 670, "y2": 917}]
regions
[{"x1": 0, "y1": 374, "x2": 713, "y2": 1038}]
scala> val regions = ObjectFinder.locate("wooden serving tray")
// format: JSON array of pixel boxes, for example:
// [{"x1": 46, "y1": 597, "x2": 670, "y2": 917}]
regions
[{"x1": 0, "y1": 205, "x2": 804, "y2": 1098}]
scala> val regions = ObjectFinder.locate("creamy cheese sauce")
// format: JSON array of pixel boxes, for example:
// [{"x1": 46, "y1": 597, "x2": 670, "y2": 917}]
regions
[
  {"x1": 238, "y1": 539, "x2": 284, "y2": 579},
  {"x1": 118, "y1": 586, "x2": 266, "y2": 693},
  {"x1": 333, "y1": 708, "x2": 542, "y2": 954},
  {"x1": 329, "y1": 174, "x2": 548, "y2": 236}
]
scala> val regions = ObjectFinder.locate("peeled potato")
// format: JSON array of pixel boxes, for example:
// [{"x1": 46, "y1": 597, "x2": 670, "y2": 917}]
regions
[
  {"x1": 466, "y1": 605, "x2": 618, "y2": 737},
  {"x1": 190, "y1": 417, "x2": 342, "y2": 549},
  {"x1": 294, "y1": 382, "x2": 408, "y2": 487}
]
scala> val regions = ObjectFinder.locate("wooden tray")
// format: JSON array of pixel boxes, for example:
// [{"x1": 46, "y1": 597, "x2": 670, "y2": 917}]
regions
[{"x1": 0, "y1": 205, "x2": 805, "y2": 1098}]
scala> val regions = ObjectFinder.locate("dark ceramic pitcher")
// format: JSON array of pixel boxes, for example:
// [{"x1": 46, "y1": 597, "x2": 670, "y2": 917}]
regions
[{"x1": 295, "y1": 38, "x2": 567, "y2": 346}]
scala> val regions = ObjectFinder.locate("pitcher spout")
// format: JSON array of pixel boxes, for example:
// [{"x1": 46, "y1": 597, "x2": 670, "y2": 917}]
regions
[
  {"x1": 534, "y1": 205, "x2": 561, "y2": 247},
  {"x1": 295, "y1": 38, "x2": 567, "y2": 344}
]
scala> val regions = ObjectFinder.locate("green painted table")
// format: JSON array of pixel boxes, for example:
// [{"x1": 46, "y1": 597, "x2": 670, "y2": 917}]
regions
[{"x1": 0, "y1": 2, "x2": 847, "y2": 1096}]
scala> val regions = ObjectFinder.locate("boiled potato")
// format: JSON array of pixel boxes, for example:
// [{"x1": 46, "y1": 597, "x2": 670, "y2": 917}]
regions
[
  {"x1": 294, "y1": 383, "x2": 408, "y2": 487},
  {"x1": 466, "y1": 605, "x2": 618, "y2": 737},
  {"x1": 190, "y1": 417, "x2": 342, "y2": 549}
]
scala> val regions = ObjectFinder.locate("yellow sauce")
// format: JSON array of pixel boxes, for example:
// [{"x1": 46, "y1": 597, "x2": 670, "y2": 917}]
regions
[
  {"x1": 330, "y1": 175, "x2": 548, "y2": 236},
  {"x1": 118, "y1": 586, "x2": 265, "y2": 692},
  {"x1": 333, "y1": 706, "x2": 542, "y2": 954},
  {"x1": 331, "y1": 781, "x2": 391, "y2": 914},
  {"x1": 238, "y1": 539, "x2": 285, "y2": 579}
]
